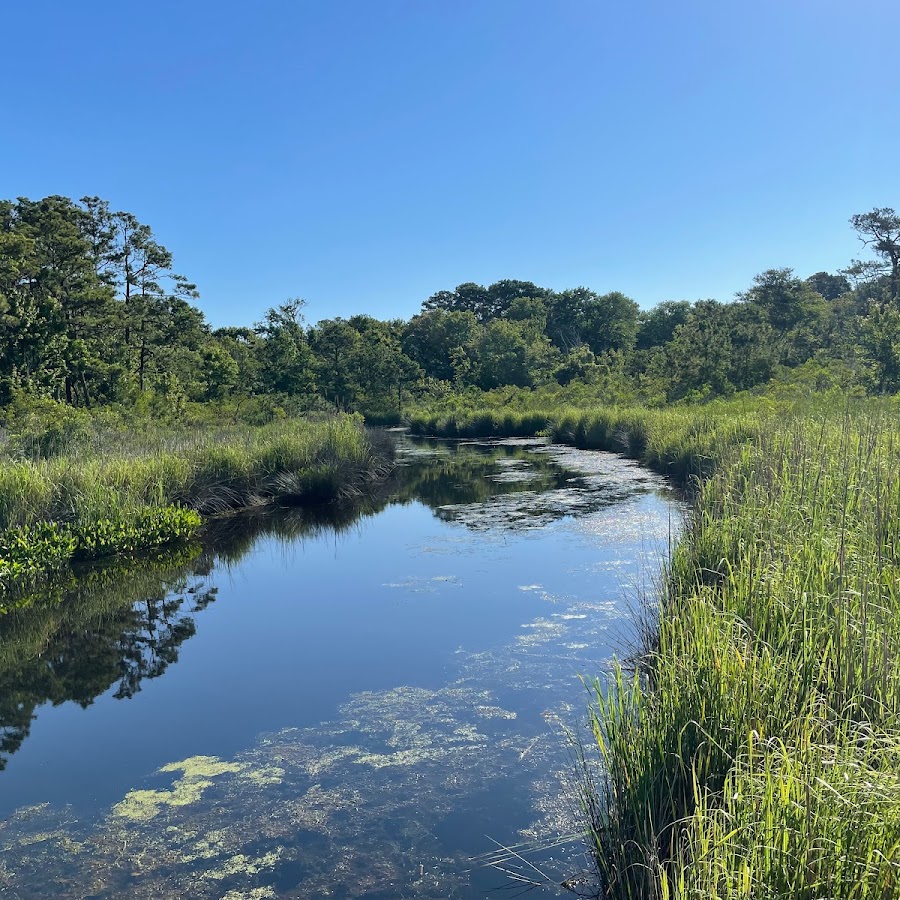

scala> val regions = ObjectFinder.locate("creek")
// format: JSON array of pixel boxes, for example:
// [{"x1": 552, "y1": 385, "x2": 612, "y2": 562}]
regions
[{"x1": 0, "y1": 434, "x2": 681, "y2": 898}]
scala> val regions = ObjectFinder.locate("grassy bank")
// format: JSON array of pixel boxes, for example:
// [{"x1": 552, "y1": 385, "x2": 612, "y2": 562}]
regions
[
  {"x1": 409, "y1": 398, "x2": 900, "y2": 898},
  {"x1": 407, "y1": 400, "x2": 772, "y2": 485},
  {"x1": 0, "y1": 414, "x2": 393, "y2": 602}
]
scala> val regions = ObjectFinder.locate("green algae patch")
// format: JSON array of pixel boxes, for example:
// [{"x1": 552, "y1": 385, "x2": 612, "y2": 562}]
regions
[
  {"x1": 0, "y1": 670, "x2": 591, "y2": 896},
  {"x1": 301, "y1": 745, "x2": 362, "y2": 777},
  {"x1": 112, "y1": 755, "x2": 266, "y2": 822},
  {"x1": 159, "y1": 755, "x2": 247, "y2": 779},
  {"x1": 242, "y1": 764, "x2": 285, "y2": 786},
  {"x1": 113, "y1": 783, "x2": 210, "y2": 822},
  {"x1": 199, "y1": 848, "x2": 283, "y2": 881},
  {"x1": 354, "y1": 747, "x2": 451, "y2": 769},
  {"x1": 476, "y1": 705, "x2": 517, "y2": 720},
  {"x1": 221, "y1": 888, "x2": 276, "y2": 900}
]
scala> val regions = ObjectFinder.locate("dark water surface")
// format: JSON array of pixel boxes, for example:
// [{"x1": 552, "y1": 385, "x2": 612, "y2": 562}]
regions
[{"x1": 0, "y1": 435, "x2": 680, "y2": 898}]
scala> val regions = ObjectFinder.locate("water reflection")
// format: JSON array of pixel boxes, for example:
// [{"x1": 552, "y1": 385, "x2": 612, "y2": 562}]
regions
[
  {"x1": 0, "y1": 436, "x2": 663, "y2": 772},
  {"x1": 0, "y1": 549, "x2": 205, "y2": 769},
  {"x1": 0, "y1": 435, "x2": 679, "y2": 898},
  {"x1": 0, "y1": 501, "x2": 392, "y2": 773}
]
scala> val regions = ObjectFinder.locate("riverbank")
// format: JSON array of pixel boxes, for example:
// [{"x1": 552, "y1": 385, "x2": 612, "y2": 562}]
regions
[
  {"x1": 409, "y1": 398, "x2": 900, "y2": 898},
  {"x1": 0, "y1": 414, "x2": 394, "y2": 606},
  {"x1": 407, "y1": 400, "x2": 766, "y2": 482}
]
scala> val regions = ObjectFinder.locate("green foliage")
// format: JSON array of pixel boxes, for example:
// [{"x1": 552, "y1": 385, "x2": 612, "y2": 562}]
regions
[
  {"x1": 473, "y1": 319, "x2": 556, "y2": 389},
  {"x1": 69, "y1": 506, "x2": 202, "y2": 560},
  {"x1": 3, "y1": 196, "x2": 900, "y2": 414},
  {"x1": 0, "y1": 521, "x2": 76, "y2": 585},
  {"x1": 254, "y1": 299, "x2": 316, "y2": 397},
  {"x1": 422, "y1": 279, "x2": 548, "y2": 323},
  {"x1": 636, "y1": 300, "x2": 692, "y2": 350},
  {"x1": 859, "y1": 303, "x2": 900, "y2": 392},
  {"x1": 2, "y1": 393, "x2": 94, "y2": 457},
  {"x1": 402, "y1": 309, "x2": 479, "y2": 382},
  {"x1": 584, "y1": 407, "x2": 900, "y2": 899},
  {"x1": 806, "y1": 270, "x2": 851, "y2": 301},
  {"x1": 0, "y1": 506, "x2": 200, "y2": 589},
  {"x1": 850, "y1": 207, "x2": 900, "y2": 302}
]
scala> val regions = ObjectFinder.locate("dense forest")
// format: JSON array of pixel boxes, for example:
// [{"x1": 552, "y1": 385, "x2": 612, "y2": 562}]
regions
[{"x1": 2, "y1": 195, "x2": 900, "y2": 422}]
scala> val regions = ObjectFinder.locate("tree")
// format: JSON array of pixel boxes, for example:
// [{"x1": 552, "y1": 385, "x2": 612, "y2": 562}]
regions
[
  {"x1": 635, "y1": 300, "x2": 692, "y2": 350},
  {"x1": 859, "y1": 304, "x2": 900, "y2": 393},
  {"x1": 545, "y1": 288, "x2": 591, "y2": 351},
  {"x1": 110, "y1": 214, "x2": 202, "y2": 390},
  {"x1": 726, "y1": 301, "x2": 779, "y2": 390},
  {"x1": 487, "y1": 279, "x2": 548, "y2": 319},
  {"x1": 422, "y1": 279, "x2": 549, "y2": 323},
  {"x1": 255, "y1": 299, "x2": 316, "y2": 397},
  {"x1": 805, "y1": 271, "x2": 850, "y2": 301},
  {"x1": 211, "y1": 327, "x2": 263, "y2": 395},
  {"x1": 664, "y1": 301, "x2": 735, "y2": 400},
  {"x1": 423, "y1": 282, "x2": 493, "y2": 322},
  {"x1": 309, "y1": 317, "x2": 362, "y2": 407},
  {"x1": 472, "y1": 320, "x2": 557, "y2": 389},
  {"x1": 199, "y1": 341, "x2": 240, "y2": 400},
  {"x1": 850, "y1": 208, "x2": 900, "y2": 303},
  {"x1": 0, "y1": 196, "x2": 119, "y2": 405},
  {"x1": 738, "y1": 268, "x2": 830, "y2": 366},
  {"x1": 402, "y1": 309, "x2": 479, "y2": 381},
  {"x1": 554, "y1": 345, "x2": 600, "y2": 385},
  {"x1": 346, "y1": 316, "x2": 422, "y2": 414},
  {"x1": 581, "y1": 291, "x2": 640, "y2": 355}
]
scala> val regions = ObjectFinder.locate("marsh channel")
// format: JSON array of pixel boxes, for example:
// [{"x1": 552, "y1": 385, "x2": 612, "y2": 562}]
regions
[{"x1": 0, "y1": 434, "x2": 681, "y2": 899}]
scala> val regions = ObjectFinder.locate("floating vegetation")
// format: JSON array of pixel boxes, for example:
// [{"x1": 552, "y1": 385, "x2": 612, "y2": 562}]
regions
[
  {"x1": 0, "y1": 572, "x2": 660, "y2": 895},
  {"x1": 432, "y1": 442, "x2": 668, "y2": 533},
  {"x1": 112, "y1": 756, "x2": 284, "y2": 822}
]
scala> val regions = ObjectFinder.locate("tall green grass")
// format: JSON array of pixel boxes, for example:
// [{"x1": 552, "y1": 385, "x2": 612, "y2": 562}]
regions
[
  {"x1": 590, "y1": 411, "x2": 900, "y2": 898},
  {"x1": 0, "y1": 414, "x2": 393, "y2": 601},
  {"x1": 409, "y1": 396, "x2": 900, "y2": 897},
  {"x1": 407, "y1": 399, "x2": 768, "y2": 483}
]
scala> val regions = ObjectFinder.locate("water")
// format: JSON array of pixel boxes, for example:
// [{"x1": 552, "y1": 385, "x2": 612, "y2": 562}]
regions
[{"x1": 0, "y1": 435, "x2": 680, "y2": 898}]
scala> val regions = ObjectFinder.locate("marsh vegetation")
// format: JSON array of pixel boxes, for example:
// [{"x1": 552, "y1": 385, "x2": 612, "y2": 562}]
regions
[
  {"x1": 408, "y1": 400, "x2": 900, "y2": 898},
  {"x1": 0, "y1": 414, "x2": 392, "y2": 605}
]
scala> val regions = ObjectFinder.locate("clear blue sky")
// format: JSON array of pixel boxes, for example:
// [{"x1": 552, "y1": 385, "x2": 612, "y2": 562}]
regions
[{"x1": 3, "y1": 0, "x2": 897, "y2": 327}]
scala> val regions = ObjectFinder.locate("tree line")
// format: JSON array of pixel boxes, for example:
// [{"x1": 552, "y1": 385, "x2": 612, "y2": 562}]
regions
[{"x1": 2, "y1": 195, "x2": 900, "y2": 418}]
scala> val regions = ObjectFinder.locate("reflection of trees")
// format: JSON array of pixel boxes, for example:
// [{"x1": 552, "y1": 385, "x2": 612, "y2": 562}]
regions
[
  {"x1": 390, "y1": 438, "x2": 571, "y2": 509},
  {"x1": 0, "y1": 499, "x2": 394, "y2": 770},
  {"x1": 0, "y1": 552, "x2": 209, "y2": 769},
  {"x1": 0, "y1": 434, "x2": 589, "y2": 769},
  {"x1": 114, "y1": 597, "x2": 200, "y2": 700}
]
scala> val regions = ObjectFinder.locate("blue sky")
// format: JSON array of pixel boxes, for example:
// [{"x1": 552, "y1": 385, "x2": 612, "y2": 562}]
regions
[{"x1": 3, "y1": 0, "x2": 898, "y2": 327}]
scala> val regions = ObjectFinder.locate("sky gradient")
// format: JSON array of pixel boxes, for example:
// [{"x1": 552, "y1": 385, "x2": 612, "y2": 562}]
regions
[{"x1": 3, "y1": 0, "x2": 898, "y2": 327}]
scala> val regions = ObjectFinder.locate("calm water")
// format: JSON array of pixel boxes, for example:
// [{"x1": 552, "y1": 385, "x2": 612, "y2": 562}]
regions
[{"x1": 0, "y1": 435, "x2": 680, "y2": 898}]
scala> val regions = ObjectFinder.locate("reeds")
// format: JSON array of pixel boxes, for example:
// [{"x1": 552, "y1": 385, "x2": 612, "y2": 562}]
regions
[
  {"x1": 573, "y1": 410, "x2": 900, "y2": 898},
  {"x1": 0, "y1": 414, "x2": 393, "y2": 601}
]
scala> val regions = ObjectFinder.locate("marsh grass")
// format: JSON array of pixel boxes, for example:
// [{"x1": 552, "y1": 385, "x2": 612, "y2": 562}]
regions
[
  {"x1": 410, "y1": 397, "x2": 900, "y2": 898},
  {"x1": 0, "y1": 414, "x2": 393, "y2": 603}
]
